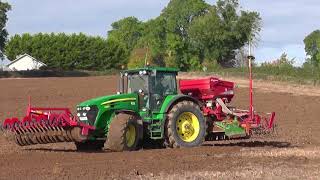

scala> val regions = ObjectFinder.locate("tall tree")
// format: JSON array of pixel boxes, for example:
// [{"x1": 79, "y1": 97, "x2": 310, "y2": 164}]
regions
[
  {"x1": 304, "y1": 30, "x2": 320, "y2": 68},
  {"x1": 188, "y1": 0, "x2": 261, "y2": 67},
  {"x1": 107, "y1": 17, "x2": 143, "y2": 51},
  {"x1": 107, "y1": 17, "x2": 144, "y2": 67},
  {"x1": 131, "y1": 17, "x2": 167, "y2": 67},
  {"x1": 0, "y1": 1, "x2": 11, "y2": 59},
  {"x1": 161, "y1": 0, "x2": 209, "y2": 70},
  {"x1": 127, "y1": 0, "x2": 260, "y2": 70}
]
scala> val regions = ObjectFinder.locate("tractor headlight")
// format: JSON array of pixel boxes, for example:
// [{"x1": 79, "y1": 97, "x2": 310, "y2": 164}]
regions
[
  {"x1": 77, "y1": 105, "x2": 98, "y2": 125},
  {"x1": 139, "y1": 70, "x2": 147, "y2": 75}
]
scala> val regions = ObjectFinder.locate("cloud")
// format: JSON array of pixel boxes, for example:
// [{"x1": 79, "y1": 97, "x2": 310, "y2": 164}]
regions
[
  {"x1": 6, "y1": 0, "x2": 170, "y2": 35},
  {"x1": 240, "y1": 0, "x2": 320, "y2": 65}
]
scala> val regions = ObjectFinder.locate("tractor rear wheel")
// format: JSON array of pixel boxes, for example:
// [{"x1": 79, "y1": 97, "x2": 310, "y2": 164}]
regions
[
  {"x1": 75, "y1": 140, "x2": 105, "y2": 152},
  {"x1": 106, "y1": 113, "x2": 142, "y2": 152},
  {"x1": 165, "y1": 101, "x2": 206, "y2": 148}
]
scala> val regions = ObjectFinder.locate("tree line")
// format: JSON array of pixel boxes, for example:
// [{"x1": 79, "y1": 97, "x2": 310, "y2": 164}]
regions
[
  {"x1": 5, "y1": 33, "x2": 127, "y2": 70},
  {"x1": 0, "y1": 1, "x2": 11, "y2": 59},
  {"x1": 1, "y1": 0, "x2": 261, "y2": 71},
  {"x1": 304, "y1": 30, "x2": 320, "y2": 69},
  {"x1": 107, "y1": 0, "x2": 261, "y2": 70},
  {"x1": 1, "y1": 0, "x2": 319, "y2": 71}
]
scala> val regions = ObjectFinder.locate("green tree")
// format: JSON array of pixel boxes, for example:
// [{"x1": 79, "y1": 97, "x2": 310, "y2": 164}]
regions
[
  {"x1": 277, "y1": 53, "x2": 295, "y2": 67},
  {"x1": 127, "y1": 48, "x2": 151, "y2": 68},
  {"x1": 107, "y1": 17, "x2": 143, "y2": 52},
  {"x1": 304, "y1": 30, "x2": 320, "y2": 68},
  {"x1": 105, "y1": 0, "x2": 260, "y2": 70},
  {"x1": 161, "y1": 0, "x2": 209, "y2": 70},
  {"x1": 261, "y1": 52, "x2": 294, "y2": 68},
  {"x1": 188, "y1": 0, "x2": 261, "y2": 67},
  {"x1": 134, "y1": 17, "x2": 167, "y2": 67},
  {"x1": 0, "y1": 1, "x2": 11, "y2": 58}
]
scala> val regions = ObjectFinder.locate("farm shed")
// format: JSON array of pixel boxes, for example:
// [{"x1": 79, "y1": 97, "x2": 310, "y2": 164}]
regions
[{"x1": 7, "y1": 54, "x2": 46, "y2": 71}]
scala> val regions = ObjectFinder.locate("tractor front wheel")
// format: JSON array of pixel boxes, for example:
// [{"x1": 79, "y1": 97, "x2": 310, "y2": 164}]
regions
[
  {"x1": 106, "y1": 113, "x2": 142, "y2": 152},
  {"x1": 165, "y1": 101, "x2": 206, "y2": 148}
]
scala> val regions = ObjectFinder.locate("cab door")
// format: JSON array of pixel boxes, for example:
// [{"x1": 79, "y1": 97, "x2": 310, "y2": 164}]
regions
[{"x1": 149, "y1": 72, "x2": 178, "y2": 112}]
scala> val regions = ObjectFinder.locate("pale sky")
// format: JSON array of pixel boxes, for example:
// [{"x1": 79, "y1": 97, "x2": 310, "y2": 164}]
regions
[{"x1": 4, "y1": 0, "x2": 320, "y2": 66}]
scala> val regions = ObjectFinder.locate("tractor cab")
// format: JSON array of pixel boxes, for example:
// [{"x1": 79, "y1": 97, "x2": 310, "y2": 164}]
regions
[{"x1": 119, "y1": 67, "x2": 178, "y2": 113}]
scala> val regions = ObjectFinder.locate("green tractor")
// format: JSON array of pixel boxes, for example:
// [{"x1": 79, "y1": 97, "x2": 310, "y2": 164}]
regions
[
  {"x1": 76, "y1": 67, "x2": 207, "y2": 151},
  {"x1": 2, "y1": 66, "x2": 275, "y2": 151}
]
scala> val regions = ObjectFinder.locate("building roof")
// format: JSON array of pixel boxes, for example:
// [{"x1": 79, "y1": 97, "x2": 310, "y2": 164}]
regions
[{"x1": 7, "y1": 53, "x2": 47, "y2": 67}]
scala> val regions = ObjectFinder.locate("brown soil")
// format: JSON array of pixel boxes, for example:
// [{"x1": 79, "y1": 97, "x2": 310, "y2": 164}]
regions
[{"x1": 0, "y1": 76, "x2": 320, "y2": 179}]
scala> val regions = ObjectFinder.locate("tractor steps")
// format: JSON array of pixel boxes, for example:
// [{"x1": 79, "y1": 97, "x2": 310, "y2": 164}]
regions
[{"x1": 150, "y1": 119, "x2": 162, "y2": 139}]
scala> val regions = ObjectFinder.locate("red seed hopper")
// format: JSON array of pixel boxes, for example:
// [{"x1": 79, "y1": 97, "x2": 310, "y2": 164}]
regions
[{"x1": 179, "y1": 77, "x2": 275, "y2": 138}]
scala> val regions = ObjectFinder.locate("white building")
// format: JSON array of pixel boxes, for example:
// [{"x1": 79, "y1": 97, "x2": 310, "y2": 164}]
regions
[{"x1": 7, "y1": 54, "x2": 46, "y2": 71}]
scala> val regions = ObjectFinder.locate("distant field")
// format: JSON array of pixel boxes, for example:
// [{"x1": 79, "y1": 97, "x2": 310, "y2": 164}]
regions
[
  {"x1": 188, "y1": 67, "x2": 320, "y2": 86},
  {"x1": 1, "y1": 67, "x2": 319, "y2": 87}
]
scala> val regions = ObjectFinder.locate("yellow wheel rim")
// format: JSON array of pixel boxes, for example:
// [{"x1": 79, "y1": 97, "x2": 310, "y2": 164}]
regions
[
  {"x1": 125, "y1": 124, "x2": 136, "y2": 147},
  {"x1": 176, "y1": 112, "x2": 200, "y2": 142}
]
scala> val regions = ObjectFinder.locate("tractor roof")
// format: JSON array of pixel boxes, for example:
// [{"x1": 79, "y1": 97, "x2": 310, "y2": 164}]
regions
[{"x1": 123, "y1": 66, "x2": 179, "y2": 74}]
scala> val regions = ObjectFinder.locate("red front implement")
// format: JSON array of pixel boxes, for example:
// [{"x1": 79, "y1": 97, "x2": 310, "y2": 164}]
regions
[{"x1": 1, "y1": 99, "x2": 95, "y2": 146}]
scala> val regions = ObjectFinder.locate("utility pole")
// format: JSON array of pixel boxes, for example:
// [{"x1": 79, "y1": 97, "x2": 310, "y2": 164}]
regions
[
  {"x1": 144, "y1": 44, "x2": 149, "y2": 67},
  {"x1": 248, "y1": 41, "x2": 255, "y2": 121}
]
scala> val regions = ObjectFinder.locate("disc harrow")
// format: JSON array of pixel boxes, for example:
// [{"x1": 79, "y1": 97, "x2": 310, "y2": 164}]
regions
[{"x1": 1, "y1": 103, "x2": 95, "y2": 146}]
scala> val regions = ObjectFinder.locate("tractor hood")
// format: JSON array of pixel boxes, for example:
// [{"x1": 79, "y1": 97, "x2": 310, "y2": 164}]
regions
[
  {"x1": 76, "y1": 93, "x2": 139, "y2": 129},
  {"x1": 77, "y1": 93, "x2": 138, "y2": 108}
]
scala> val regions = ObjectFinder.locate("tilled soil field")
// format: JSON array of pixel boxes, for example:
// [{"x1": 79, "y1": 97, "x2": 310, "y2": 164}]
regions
[{"x1": 0, "y1": 76, "x2": 320, "y2": 180}]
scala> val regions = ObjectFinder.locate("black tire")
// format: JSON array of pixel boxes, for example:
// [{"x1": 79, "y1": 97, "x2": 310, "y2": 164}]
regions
[
  {"x1": 105, "y1": 113, "x2": 142, "y2": 152},
  {"x1": 165, "y1": 101, "x2": 206, "y2": 148},
  {"x1": 75, "y1": 140, "x2": 105, "y2": 152}
]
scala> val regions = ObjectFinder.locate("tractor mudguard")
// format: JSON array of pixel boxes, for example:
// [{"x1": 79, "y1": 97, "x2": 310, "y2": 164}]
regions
[{"x1": 160, "y1": 94, "x2": 201, "y2": 114}]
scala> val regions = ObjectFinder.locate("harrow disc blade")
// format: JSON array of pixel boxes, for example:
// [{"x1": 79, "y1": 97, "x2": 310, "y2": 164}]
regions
[
  {"x1": 1, "y1": 117, "x2": 88, "y2": 146},
  {"x1": 2, "y1": 105, "x2": 96, "y2": 147}
]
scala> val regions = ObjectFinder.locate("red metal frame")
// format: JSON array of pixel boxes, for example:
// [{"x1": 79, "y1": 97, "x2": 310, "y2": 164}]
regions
[
  {"x1": 179, "y1": 76, "x2": 276, "y2": 134},
  {"x1": 2, "y1": 98, "x2": 95, "y2": 136}
]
